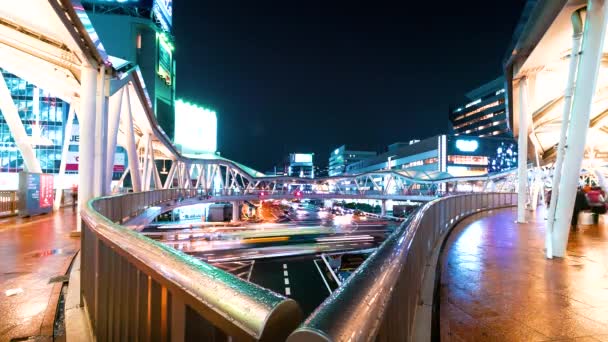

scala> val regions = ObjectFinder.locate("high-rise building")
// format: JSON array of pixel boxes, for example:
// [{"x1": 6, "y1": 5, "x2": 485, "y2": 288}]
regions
[
  {"x1": 450, "y1": 77, "x2": 511, "y2": 138},
  {"x1": 83, "y1": 0, "x2": 176, "y2": 140},
  {"x1": 328, "y1": 145, "x2": 376, "y2": 176}
]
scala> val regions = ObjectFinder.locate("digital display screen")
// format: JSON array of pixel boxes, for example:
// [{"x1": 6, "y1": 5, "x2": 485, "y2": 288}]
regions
[
  {"x1": 174, "y1": 100, "x2": 217, "y2": 154},
  {"x1": 18, "y1": 172, "x2": 53, "y2": 216},
  {"x1": 293, "y1": 154, "x2": 313, "y2": 164},
  {"x1": 153, "y1": 0, "x2": 172, "y2": 31}
]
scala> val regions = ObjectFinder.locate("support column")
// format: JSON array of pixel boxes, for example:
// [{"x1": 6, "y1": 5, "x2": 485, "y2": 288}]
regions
[
  {"x1": 546, "y1": 8, "x2": 584, "y2": 258},
  {"x1": 232, "y1": 201, "x2": 241, "y2": 222},
  {"x1": 163, "y1": 161, "x2": 176, "y2": 189},
  {"x1": 0, "y1": 72, "x2": 42, "y2": 173},
  {"x1": 380, "y1": 199, "x2": 387, "y2": 216},
  {"x1": 54, "y1": 105, "x2": 76, "y2": 210},
  {"x1": 553, "y1": 0, "x2": 608, "y2": 257},
  {"x1": 93, "y1": 66, "x2": 108, "y2": 197},
  {"x1": 105, "y1": 87, "x2": 124, "y2": 193},
  {"x1": 77, "y1": 66, "x2": 98, "y2": 231},
  {"x1": 124, "y1": 88, "x2": 141, "y2": 192},
  {"x1": 517, "y1": 77, "x2": 529, "y2": 223}
]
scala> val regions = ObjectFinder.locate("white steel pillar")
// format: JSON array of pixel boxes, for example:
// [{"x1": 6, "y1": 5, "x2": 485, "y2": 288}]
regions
[
  {"x1": 163, "y1": 161, "x2": 176, "y2": 189},
  {"x1": 553, "y1": 0, "x2": 608, "y2": 257},
  {"x1": 0, "y1": 72, "x2": 42, "y2": 173},
  {"x1": 381, "y1": 199, "x2": 387, "y2": 216},
  {"x1": 517, "y1": 77, "x2": 529, "y2": 223},
  {"x1": 93, "y1": 66, "x2": 108, "y2": 197},
  {"x1": 78, "y1": 66, "x2": 98, "y2": 231},
  {"x1": 54, "y1": 104, "x2": 76, "y2": 210},
  {"x1": 123, "y1": 88, "x2": 141, "y2": 192},
  {"x1": 105, "y1": 87, "x2": 124, "y2": 193},
  {"x1": 546, "y1": 9, "x2": 585, "y2": 258}
]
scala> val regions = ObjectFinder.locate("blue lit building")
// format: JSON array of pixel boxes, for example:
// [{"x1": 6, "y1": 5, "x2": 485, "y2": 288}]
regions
[
  {"x1": 328, "y1": 145, "x2": 376, "y2": 176},
  {"x1": 345, "y1": 134, "x2": 517, "y2": 177}
]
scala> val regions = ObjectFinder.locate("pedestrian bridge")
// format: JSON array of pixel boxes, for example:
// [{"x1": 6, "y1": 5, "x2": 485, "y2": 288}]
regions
[{"x1": 83, "y1": 187, "x2": 516, "y2": 341}]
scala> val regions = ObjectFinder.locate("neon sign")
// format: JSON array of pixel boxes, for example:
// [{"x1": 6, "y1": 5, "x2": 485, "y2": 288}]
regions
[{"x1": 455, "y1": 139, "x2": 479, "y2": 152}]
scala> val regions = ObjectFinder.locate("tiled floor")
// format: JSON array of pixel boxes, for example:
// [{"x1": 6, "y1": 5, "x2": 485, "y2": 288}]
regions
[
  {"x1": 440, "y1": 207, "x2": 608, "y2": 341},
  {"x1": 0, "y1": 209, "x2": 79, "y2": 341}
]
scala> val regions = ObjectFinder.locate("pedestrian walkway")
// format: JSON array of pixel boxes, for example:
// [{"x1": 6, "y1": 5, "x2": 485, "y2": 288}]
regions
[
  {"x1": 439, "y1": 206, "x2": 608, "y2": 341},
  {"x1": 0, "y1": 209, "x2": 79, "y2": 341}
]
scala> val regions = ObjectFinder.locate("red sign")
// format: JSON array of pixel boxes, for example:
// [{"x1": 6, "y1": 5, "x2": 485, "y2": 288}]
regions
[{"x1": 39, "y1": 174, "x2": 54, "y2": 208}]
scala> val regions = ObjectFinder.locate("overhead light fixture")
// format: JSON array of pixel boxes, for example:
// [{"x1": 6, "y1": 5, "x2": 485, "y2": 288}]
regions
[{"x1": 161, "y1": 159, "x2": 169, "y2": 174}]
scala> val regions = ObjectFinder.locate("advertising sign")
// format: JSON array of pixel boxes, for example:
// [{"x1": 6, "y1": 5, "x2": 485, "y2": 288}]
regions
[
  {"x1": 18, "y1": 172, "x2": 53, "y2": 217},
  {"x1": 291, "y1": 153, "x2": 313, "y2": 165},
  {"x1": 39, "y1": 174, "x2": 53, "y2": 208},
  {"x1": 174, "y1": 100, "x2": 217, "y2": 154},
  {"x1": 153, "y1": 0, "x2": 172, "y2": 30},
  {"x1": 157, "y1": 39, "x2": 172, "y2": 85},
  {"x1": 66, "y1": 123, "x2": 126, "y2": 172}
]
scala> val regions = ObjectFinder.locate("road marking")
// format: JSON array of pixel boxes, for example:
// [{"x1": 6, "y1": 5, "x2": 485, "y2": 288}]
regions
[
  {"x1": 283, "y1": 264, "x2": 287, "y2": 269},
  {"x1": 313, "y1": 259, "x2": 333, "y2": 295},
  {"x1": 284, "y1": 278, "x2": 290, "y2": 285},
  {"x1": 283, "y1": 270, "x2": 288, "y2": 277},
  {"x1": 285, "y1": 287, "x2": 291, "y2": 296}
]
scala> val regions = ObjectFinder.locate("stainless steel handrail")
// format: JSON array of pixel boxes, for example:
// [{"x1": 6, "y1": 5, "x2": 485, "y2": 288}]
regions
[
  {"x1": 81, "y1": 189, "x2": 302, "y2": 341},
  {"x1": 287, "y1": 192, "x2": 517, "y2": 341}
]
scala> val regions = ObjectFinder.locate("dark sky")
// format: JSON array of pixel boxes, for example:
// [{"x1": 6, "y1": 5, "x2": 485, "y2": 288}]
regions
[{"x1": 174, "y1": 1, "x2": 527, "y2": 172}]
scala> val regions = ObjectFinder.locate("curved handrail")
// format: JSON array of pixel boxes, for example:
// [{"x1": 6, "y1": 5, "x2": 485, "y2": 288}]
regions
[
  {"x1": 287, "y1": 192, "x2": 517, "y2": 341},
  {"x1": 80, "y1": 189, "x2": 302, "y2": 341}
]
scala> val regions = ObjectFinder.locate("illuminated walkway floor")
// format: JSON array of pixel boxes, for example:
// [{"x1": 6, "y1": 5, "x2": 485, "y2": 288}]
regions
[
  {"x1": 439, "y1": 207, "x2": 608, "y2": 341},
  {"x1": 0, "y1": 208, "x2": 79, "y2": 341}
]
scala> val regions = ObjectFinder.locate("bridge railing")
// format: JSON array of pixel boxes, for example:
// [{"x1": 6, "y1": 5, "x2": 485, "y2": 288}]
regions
[
  {"x1": 80, "y1": 189, "x2": 302, "y2": 341},
  {"x1": 0, "y1": 190, "x2": 17, "y2": 217},
  {"x1": 287, "y1": 192, "x2": 517, "y2": 341}
]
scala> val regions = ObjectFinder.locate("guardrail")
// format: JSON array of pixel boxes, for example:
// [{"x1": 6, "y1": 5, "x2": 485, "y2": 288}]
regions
[
  {"x1": 0, "y1": 190, "x2": 17, "y2": 217},
  {"x1": 80, "y1": 189, "x2": 302, "y2": 341},
  {"x1": 287, "y1": 192, "x2": 517, "y2": 341}
]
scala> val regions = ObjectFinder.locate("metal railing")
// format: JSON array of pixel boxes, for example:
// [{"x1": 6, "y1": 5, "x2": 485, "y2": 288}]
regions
[
  {"x1": 0, "y1": 190, "x2": 17, "y2": 216},
  {"x1": 287, "y1": 192, "x2": 517, "y2": 341},
  {"x1": 80, "y1": 189, "x2": 302, "y2": 341}
]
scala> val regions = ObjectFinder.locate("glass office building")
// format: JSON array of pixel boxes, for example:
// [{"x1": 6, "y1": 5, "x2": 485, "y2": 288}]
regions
[{"x1": 0, "y1": 69, "x2": 68, "y2": 174}]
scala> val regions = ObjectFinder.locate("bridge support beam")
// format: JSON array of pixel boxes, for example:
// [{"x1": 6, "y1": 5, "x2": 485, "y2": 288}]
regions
[
  {"x1": 77, "y1": 66, "x2": 98, "y2": 231},
  {"x1": 553, "y1": 0, "x2": 608, "y2": 257},
  {"x1": 381, "y1": 200, "x2": 387, "y2": 216},
  {"x1": 232, "y1": 201, "x2": 241, "y2": 222},
  {"x1": 54, "y1": 105, "x2": 76, "y2": 210},
  {"x1": 517, "y1": 77, "x2": 529, "y2": 223},
  {"x1": 0, "y1": 71, "x2": 42, "y2": 173}
]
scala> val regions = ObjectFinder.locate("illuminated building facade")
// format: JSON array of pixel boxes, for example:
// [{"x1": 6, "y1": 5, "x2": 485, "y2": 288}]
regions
[
  {"x1": 0, "y1": 69, "x2": 127, "y2": 190},
  {"x1": 289, "y1": 153, "x2": 314, "y2": 178},
  {"x1": 328, "y1": 145, "x2": 376, "y2": 176},
  {"x1": 83, "y1": 0, "x2": 176, "y2": 140},
  {"x1": 450, "y1": 77, "x2": 511, "y2": 138},
  {"x1": 345, "y1": 135, "x2": 517, "y2": 177}
]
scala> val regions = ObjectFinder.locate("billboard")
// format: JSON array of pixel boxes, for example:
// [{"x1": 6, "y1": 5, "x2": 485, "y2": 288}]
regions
[
  {"x1": 66, "y1": 123, "x2": 126, "y2": 172},
  {"x1": 18, "y1": 172, "x2": 53, "y2": 217},
  {"x1": 157, "y1": 33, "x2": 173, "y2": 85},
  {"x1": 293, "y1": 154, "x2": 313, "y2": 164},
  {"x1": 174, "y1": 100, "x2": 217, "y2": 154},
  {"x1": 153, "y1": 0, "x2": 173, "y2": 31}
]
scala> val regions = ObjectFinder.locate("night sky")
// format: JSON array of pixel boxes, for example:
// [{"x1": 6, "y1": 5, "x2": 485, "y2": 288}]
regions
[{"x1": 174, "y1": 1, "x2": 527, "y2": 172}]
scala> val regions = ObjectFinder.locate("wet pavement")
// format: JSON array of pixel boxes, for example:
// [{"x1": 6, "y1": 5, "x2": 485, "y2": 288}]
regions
[
  {"x1": 439, "y1": 206, "x2": 608, "y2": 341},
  {"x1": 0, "y1": 209, "x2": 79, "y2": 341}
]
